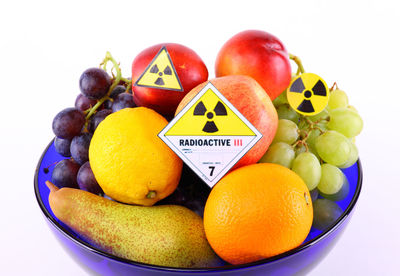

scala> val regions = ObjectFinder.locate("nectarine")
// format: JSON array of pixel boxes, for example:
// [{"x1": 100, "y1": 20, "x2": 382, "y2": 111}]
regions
[
  {"x1": 132, "y1": 43, "x2": 208, "y2": 117},
  {"x1": 215, "y1": 30, "x2": 291, "y2": 100}
]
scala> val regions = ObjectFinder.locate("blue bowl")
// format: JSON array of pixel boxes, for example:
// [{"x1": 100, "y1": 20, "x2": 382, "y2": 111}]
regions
[{"x1": 35, "y1": 140, "x2": 362, "y2": 275}]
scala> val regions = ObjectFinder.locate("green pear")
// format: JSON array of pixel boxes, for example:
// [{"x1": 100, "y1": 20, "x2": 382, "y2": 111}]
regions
[{"x1": 46, "y1": 181, "x2": 221, "y2": 268}]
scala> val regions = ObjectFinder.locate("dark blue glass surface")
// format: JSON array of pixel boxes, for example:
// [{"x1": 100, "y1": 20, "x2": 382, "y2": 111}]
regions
[{"x1": 35, "y1": 140, "x2": 362, "y2": 275}]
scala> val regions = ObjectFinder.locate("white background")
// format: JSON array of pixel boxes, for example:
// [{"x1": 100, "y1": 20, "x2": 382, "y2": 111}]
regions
[{"x1": 1, "y1": 0, "x2": 399, "y2": 275}]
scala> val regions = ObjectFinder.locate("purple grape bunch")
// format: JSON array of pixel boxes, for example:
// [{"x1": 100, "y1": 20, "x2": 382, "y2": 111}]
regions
[{"x1": 50, "y1": 63, "x2": 136, "y2": 194}]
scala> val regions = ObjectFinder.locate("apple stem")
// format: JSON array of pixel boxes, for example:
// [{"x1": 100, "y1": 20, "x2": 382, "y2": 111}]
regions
[{"x1": 289, "y1": 54, "x2": 305, "y2": 74}]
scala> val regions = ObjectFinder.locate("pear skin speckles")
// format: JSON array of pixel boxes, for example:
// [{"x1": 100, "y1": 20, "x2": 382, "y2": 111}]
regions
[{"x1": 46, "y1": 181, "x2": 221, "y2": 268}]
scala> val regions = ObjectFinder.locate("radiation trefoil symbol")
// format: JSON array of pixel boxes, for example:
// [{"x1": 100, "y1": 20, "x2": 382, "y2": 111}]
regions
[
  {"x1": 287, "y1": 73, "x2": 329, "y2": 116},
  {"x1": 158, "y1": 82, "x2": 263, "y2": 187},
  {"x1": 149, "y1": 64, "x2": 173, "y2": 86},
  {"x1": 193, "y1": 100, "x2": 227, "y2": 133},
  {"x1": 134, "y1": 46, "x2": 183, "y2": 91}
]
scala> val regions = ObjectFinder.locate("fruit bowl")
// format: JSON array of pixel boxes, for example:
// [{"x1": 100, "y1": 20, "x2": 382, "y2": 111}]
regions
[{"x1": 35, "y1": 139, "x2": 362, "y2": 275}]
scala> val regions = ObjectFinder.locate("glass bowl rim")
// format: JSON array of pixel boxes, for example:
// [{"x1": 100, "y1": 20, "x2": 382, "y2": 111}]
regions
[{"x1": 34, "y1": 139, "x2": 363, "y2": 273}]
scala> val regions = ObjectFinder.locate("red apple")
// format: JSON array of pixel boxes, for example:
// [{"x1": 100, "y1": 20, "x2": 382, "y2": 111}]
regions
[
  {"x1": 132, "y1": 43, "x2": 208, "y2": 117},
  {"x1": 176, "y1": 75, "x2": 278, "y2": 169},
  {"x1": 215, "y1": 30, "x2": 291, "y2": 100}
]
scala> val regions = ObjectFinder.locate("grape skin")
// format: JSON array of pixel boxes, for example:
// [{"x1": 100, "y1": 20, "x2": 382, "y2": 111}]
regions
[
  {"x1": 109, "y1": 85, "x2": 126, "y2": 98},
  {"x1": 52, "y1": 108, "x2": 85, "y2": 139},
  {"x1": 320, "y1": 176, "x2": 350, "y2": 202},
  {"x1": 54, "y1": 137, "x2": 71, "y2": 157},
  {"x1": 112, "y1": 93, "x2": 136, "y2": 112},
  {"x1": 294, "y1": 143, "x2": 320, "y2": 159},
  {"x1": 328, "y1": 107, "x2": 363, "y2": 138},
  {"x1": 51, "y1": 159, "x2": 80, "y2": 189},
  {"x1": 328, "y1": 89, "x2": 349, "y2": 110},
  {"x1": 79, "y1": 68, "x2": 111, "y2": 100},
  {"x1": 273, "y1": 119, "x2": 299, "y2": 144},
  {"x1": 291, "y1": 152, "x2": 321, "y2": 190},
  {"x1": 75, "y1": 93, "x2": 97, "y2": 112},
  {"x1": 308, "y1": 109, "x2": 329, "y2": 123},
  {"x1": 88, "y1": 109, "x2": 112, "y2": 133},
  {"x1": 103, "y1": 85, "x2": 127, "y2": 109},
  {"x1": 70, "y1": 133, "x2": 92, "y2": 165},
  {"x1": 317, "y1": 163, "x2": 344, "y2": 195},
  {"x1": 259, "y1": 142, "x2": 295, "y2": 168},
  {"x1": 305, "y1": 124, "x2": 327, "y2": 149},
  {"x1": 273, "y1": 92, "x2": 288, "y2": 107},
  {"x1": 347, "y1": 105, "x2": 358, "y2": 113},
  {"x1": 77, "y1": 161, "x2": 103, "y2": 195},
  {"x1": 310, "y1": 188, "x2": 319, "y2": 202},
  {"x1": 315, "y1": 130, "x2": 351, "y2": 166},
  {"x1": 276, "y1": 104, "x2": 300, "y2": 123},
  {"x1": 312, "y1": 198, "x2": 343, "y2": 231},
  {"x1": 338, "y1": 141, "x2": 359, "y2": 168}
]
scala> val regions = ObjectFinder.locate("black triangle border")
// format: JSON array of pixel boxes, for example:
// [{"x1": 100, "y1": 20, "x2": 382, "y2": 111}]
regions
[{"x1": 134, "y1": 45, "x2": 184, "y2": 92}]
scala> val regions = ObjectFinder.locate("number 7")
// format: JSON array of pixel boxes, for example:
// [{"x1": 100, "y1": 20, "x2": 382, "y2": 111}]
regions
[{"x1": 209, "y1": 166, "x2": 215, "y2": 176}]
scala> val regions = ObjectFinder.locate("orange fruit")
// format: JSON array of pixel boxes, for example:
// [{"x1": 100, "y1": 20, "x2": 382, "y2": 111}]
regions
[
  {"x1": 203, "y1": 163, "x2": 313, "y2": 265},
  {"x1": 89, "y1": 107, "x2": 182, "y2": 206}
]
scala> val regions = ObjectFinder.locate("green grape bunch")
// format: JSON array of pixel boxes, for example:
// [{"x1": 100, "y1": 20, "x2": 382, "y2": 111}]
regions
[{"x1": 261, "y1": 79, "x2": 363, "y2": 200}]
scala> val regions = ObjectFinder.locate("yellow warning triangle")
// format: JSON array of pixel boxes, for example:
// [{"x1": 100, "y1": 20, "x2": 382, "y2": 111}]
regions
[
  {"x1": 165, "y1": 88, "x2": 256, "y2": 136},
  {"x1": 134, "y1": 46, "x2": 183, "y2": 91}
]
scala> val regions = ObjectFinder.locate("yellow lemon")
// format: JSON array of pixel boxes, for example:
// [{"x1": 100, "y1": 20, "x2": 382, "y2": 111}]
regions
[{"x1": 89, "y1": 107, "x2": 182, "y2": 206}]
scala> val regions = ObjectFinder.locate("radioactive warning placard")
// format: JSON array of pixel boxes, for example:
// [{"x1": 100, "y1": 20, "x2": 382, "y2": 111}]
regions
[
  {"x1": 287, "y1": 73, "x2": 329, "y2": 116},
  {"x1": 134, "y1": 46, "x2": 183, "y2": 91},
  {"x1": 158, "y1": 82, "x2": 263, "y2": 187}
]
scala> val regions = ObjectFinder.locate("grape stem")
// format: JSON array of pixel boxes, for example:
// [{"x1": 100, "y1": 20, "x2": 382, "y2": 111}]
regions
[
  {"x1": 43, "y1": 161, "x2": 59, "y2": 173},
  {"x1": 292, "y1": 139, "x2": 309, "y2": 152},
  {"x1": 292, "y1": 115, "x2": 328, "y2": 152},
  {"x1": 119, "y1": 77, "x2": 133, "y2": 93},
  {"x1": 120, "y1": 77, "x2": 131, "y2": 83},
  {"x1": 125, "y1": 82, "x2": 132, "y2": 94},
  {"x1": 330, "y1": 82, "x2": 339, "y2": 91},
  {"x1": 289, "y1": 54, "x2": 305, "y2": 75},
  {"x1": 86, "y1": 52, "x2": 122, "y2": 120},
  {"x1": 297, "y1": 128, "x2": 310, "y2": 142}
]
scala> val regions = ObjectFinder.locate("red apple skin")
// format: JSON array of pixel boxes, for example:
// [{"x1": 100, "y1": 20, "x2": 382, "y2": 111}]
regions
[
  {"x1": 215, "y1": 30, "x2": 291, "y2": 100},
  {"x1": 176, "y1": 75, "x2": 278, "y2": 169},
  {"x1": 132, "y1": 43, "x2": 208, "y2": 117}
]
